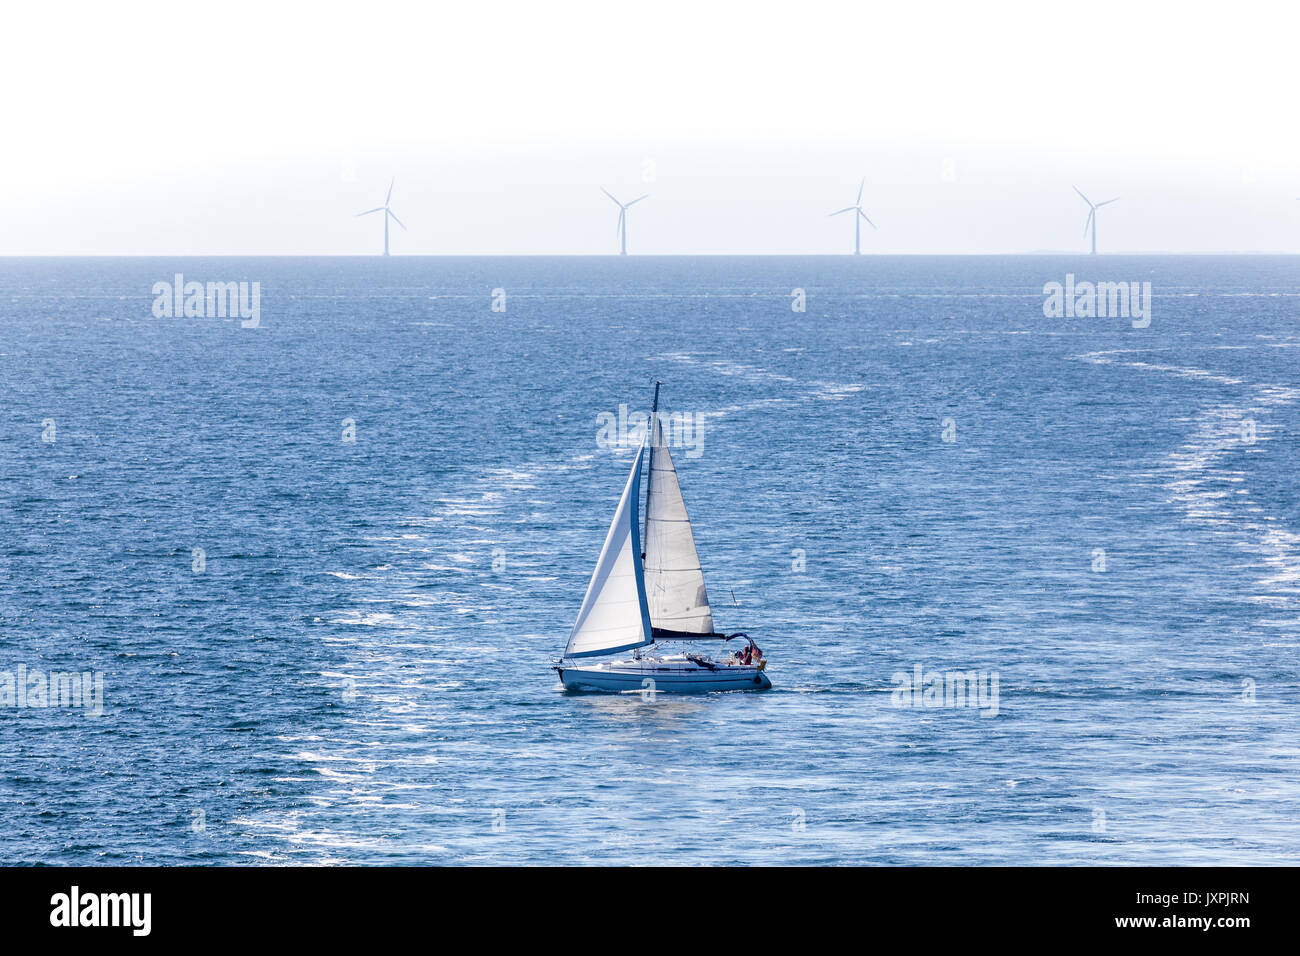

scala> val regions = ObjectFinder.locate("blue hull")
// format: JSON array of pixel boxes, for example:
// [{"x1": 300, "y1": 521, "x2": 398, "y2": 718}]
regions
[{"x1": 557, "y1": 660, "x2": 772, "y2": 694}]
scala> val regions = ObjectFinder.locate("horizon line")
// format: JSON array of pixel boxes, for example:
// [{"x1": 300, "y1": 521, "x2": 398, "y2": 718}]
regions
[{"x1": 3, "y1": 251, "x2": 1299, "y2": 259}]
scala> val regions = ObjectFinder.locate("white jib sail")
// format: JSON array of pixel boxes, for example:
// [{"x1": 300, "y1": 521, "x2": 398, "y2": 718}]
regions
[
  {"x1": 564, "y1": 440, "x2": 653, "y2": 658},
  {"x1": 643, "y1": 414, "x2": 715, "y2": 635}
]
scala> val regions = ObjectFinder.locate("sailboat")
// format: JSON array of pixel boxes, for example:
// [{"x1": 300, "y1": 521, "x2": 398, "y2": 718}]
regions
[{"x1": 554, "y1": 383, "x2": 771, "y2": 693}]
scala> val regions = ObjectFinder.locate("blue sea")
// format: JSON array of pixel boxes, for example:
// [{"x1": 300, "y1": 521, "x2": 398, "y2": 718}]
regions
[{"x1": 2, "y1": 255, "x2": 1298, "y2": 865}]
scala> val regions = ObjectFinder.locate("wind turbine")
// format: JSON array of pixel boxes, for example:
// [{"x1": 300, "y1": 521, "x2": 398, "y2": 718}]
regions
[
  {"x1": 829, "y1": 179, "x2": 877, "y2": 255},
  {"x1": 602, "y1": 188, "x2": 648, "y2": 255},
  {"x1": 357, "y1": 178, "x2": 406, "y2": 256},
  {"x1": 1074, "y1": 186, "x2": 1119, "y2": 255}
]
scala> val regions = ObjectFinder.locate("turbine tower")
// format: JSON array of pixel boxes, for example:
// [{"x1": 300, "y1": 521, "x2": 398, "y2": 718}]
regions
[
  {"x1": 1074, "y1": 186, "x2": 1119, "y2": 255},
  {"x1": 602, "y1": 188, "x2": 648, "y2": 255},
  {"x1": 829, "y1": 179, "x2": 877, "y2": 255},
  {"x1": 357, "y1": 178, "x2": 406, "y2": 256}
]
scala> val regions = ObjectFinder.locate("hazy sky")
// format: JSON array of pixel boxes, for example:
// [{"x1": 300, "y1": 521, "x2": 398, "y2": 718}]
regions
[{"x1": 3, "y1": 1, "x2": 1297, "y2": 255}]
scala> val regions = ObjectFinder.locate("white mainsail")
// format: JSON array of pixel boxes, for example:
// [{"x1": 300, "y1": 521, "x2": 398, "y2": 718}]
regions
[
  {"x1": 642, "y1": 413, "x2": 716, "y2": 636},
  {"x1": 564, "y1": 440, "x2": 654, "y2": 658}
]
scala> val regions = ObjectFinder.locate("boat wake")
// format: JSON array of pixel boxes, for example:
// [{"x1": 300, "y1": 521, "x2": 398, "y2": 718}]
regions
[{"x1": 1075, "y1": 349, "x2": 1300, "y2": 618}]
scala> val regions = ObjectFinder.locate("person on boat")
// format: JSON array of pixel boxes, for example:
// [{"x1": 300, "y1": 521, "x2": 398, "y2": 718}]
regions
[{"x1": 739, "y1": 644, "x2": 753, "y2": 665}]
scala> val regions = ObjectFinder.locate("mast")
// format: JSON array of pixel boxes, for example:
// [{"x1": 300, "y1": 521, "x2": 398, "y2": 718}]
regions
[{"x1": 642, "y1": 380, "x2": 660, "y2": 557}]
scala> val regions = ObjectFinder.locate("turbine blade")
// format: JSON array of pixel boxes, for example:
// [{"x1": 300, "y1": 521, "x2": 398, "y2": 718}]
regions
[
  {"x1": 601, "y1": 187, "x2": 621, "y2": 207},
  {"x1": 829, "y1": 207, "x2": 856, "y2": 216},
  {"x1": 388, "y1": 210, "x2": 407, "y2": 230},
  {"x1": 1073, "y1": 185, "x2": 1093, "y2": 207},
  {"x1": 357, "y1": 207, "x2": 385, "y2": 216},
  {"x1": 857, "y1": 178, "x2": 865, "y2": 204},
  {"x1": 616, "y1": 208, "x2": 625, "y2": 237},
  {"x1": 1083, "y1": 209, "x2": 1094, "y2": 237},
  {"x1": 859, "y1": 210, "x2": 877, "y2": 229},
  {"x1": 1096, "y1": 198, "x2": 1120, "y2": 207},
  {"x1": 625, "y1": 194, "x2": 649, "y2": 207},
  {"x1": 386, "y1": 178, "x2": 395, "y2": 205}
]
